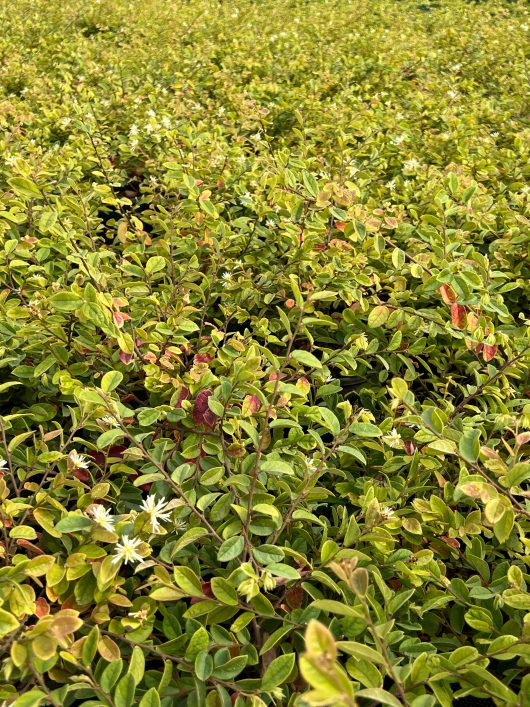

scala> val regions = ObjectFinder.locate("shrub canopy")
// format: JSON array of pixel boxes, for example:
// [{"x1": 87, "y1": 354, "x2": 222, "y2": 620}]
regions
[{"x1": 0, "y1": 0, "x2": 530, "y2": 705}]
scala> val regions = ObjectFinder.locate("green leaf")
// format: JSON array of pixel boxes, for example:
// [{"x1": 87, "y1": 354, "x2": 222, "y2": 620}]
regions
[
  {"x1": 367, "y1": 305, "x2": 389, "y2": 328},
  {"x1": 210, "y1": 577, "x2": 239, "y2": 605},
  {"x1": 12, "y1": 690, "x2": 46, "y2": 707},
  {"x1": 194, "y1": 651, "x2": 213, "y2": 681},
  {"x1": 0, "y1": 608, "x2": 19, "y2": 637},
  {"x1": 211, "y1": 655, "x2": 248, "y2": 680},
  {"x1": 217, "y1": 536, "x2": 245, "y2": 562},
  {"x1": 336, "y1": 641, "x2": 386, "y2": 665},
  {"x1": 292, "y1": 350, "x2": 322, "y2": 369},
  {"x1": 8, "y1": 177, "x2": 42, "y2": 199},
  {"x1": 129, "y1": 645, "x2": 145, "y2": 687},
  {"x1": 82, "y1": 626, "x2": 100, "y2": 667},
  {"x1": 145, "y1": 256, "x2": 166, "y2": 275},
  {"x1": 55, "y1": 515, "x2": 92, "y2": 533},
  {"x1": 114, "y1": 673, "x2": 135, "y2": 707},
  {"x1": 465, "y1": 607, "x2": 494, "y2": 633},
  {"x1": 350, "y1": 422, "x2": 382, "y2": 437},
  {"x1": 494, "y1": 509, "x2": 514, "y2": 544},
  {"x1": 261, "y1": 653, "x2": 296, "y2": 690},
  {"x1": 101, "y1": 370, "x2": 124, "y2": 393},
  {"x1": 459, "y1": 428, "x2": 480, "y2": 463},
  {"x1": 96, "y1": 428, "x2": 124, "y2": 449},
  {"x1": 173, "y1": 566, "x2": 204, "y2": 597},
  {"x1": 172, "y1": 528, "x2": 209, "y2": 555},
  {"x1": 139, "y1": 688, "x2": 161, "y2": 707},
  {"x1": 185, "y1": 627, "x2": 209, "y2": 661},
  {"x1": 101, "y1": 660, "x2": 124, "y2": 693},
  {"x1": 260, "y1": 458, "x2": 295, "y2": 476},
  {"x1": 504, "y1": 462, "x2": 530, "y2": 488},
  {"x1": 259, "y1": 626, "x2": 293, "y2": 655},
  {"x1": 316, "y1": 407, "x2": 340, "y2": 435},
  {"x1": 355, "y1": 689, "x2": 402, "y2": 707},
  {"x1": 49, "y1": 292, "x2": 83, "y2": 312},
  {"x1": 9, "y1": 525, "x2": 37, "y2": 540}
]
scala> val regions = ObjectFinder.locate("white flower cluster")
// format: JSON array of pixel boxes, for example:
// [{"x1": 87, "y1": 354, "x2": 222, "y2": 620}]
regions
[
  {"x1": 382, "y1": 428, "x2": 403, "y2": 448},
  {"x1": 75, "y1": 449, "x2": 176, "y2": 566}
]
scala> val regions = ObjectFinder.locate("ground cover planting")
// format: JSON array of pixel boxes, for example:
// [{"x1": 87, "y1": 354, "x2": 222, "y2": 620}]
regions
[{"x1": 0, "y1": 0, "x2": 530, "y2": 704}]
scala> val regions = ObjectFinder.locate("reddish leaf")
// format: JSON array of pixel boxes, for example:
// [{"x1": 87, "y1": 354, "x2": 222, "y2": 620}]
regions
[
  {"x1": 35, "y1": 597, "x2": 50, "y2": 618},
  {"x1": 193, "y1": 390, "x2": 217, "y2": 429},
  {"x1": 119, "y1": 350, "x2": 133, "y2": 365},
  {"x1": 113, "y1": 311, "x2": 131, "y2": 328},
  {"x1": 201, "y1": 581, "x2": 214, "y2": 598},
  {"x1": 441, "y1": 535, "x2": 460, "y2": 549},
  {"x1": 483, "y1": 344, "x2": 497, "y2": 362},
  {"x1": 285, "y1": 585, "x2": 304, "y2": 609},
  {"x1": 242, "y1": 395, "x2": 261, "y2": 417},
  {"x1": 404, "y1": 440, "x2": 415, "y2": 455},
  {"x1": 451, "y1": 303, "x2": 467, "y2": 328},
  {"x1": 73, "y1": 469, "x2": 89, "y2": 482},
  {"x1": 16, "y1": 539, "x2": 45, "y2": 555},
  {"x1": 91, "y1": 446, "x2": 127, "y2": 468},
  {"x1": 439, "y1": 284, "x2": 457, "y2": 304},
  {"x1": 194, "y1": 353, "x2": 212, "y2": 365},
  {"x1": 175, "y1": 386, "x2": 190, "y2": 408}
]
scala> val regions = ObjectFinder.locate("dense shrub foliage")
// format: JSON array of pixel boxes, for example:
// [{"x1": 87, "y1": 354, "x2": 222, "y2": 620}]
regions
[{"x1": 0, "y1": 0, "x2": 530, "y2": 704}]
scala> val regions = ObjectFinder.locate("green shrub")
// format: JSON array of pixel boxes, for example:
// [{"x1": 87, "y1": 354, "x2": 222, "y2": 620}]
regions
[{"x1": 0, "y1": 0, "x2": 530, "y2": 704}]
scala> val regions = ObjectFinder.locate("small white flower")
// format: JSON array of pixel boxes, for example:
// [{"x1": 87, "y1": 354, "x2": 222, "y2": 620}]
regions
[
  {"x1": 266, "y1": 219, "x2": 276, "y2": 228},
  {"x1": 88, "y1": 505, "x2": 115, "y2": 532},
  {"x1": 69, "y1": 450, "x2": 90, "y2": 469},
  {"x1": 379, "y1": 506, "x2": 395, "y2": 521},
  {"x1": 112, "y1": 535, "x2": 143, "y2": 565},
  {"x1": 382, "y1": 429, "x2": 403, "y2": 449},
  {"x1": 217, "y1": 106, "x2": 226, "y2": 116},
  {"x1": 129, "y1": 124, "x2": 138, "y2": 136},
  {"x1": 386, "y1": 179, "x2": 396, "y2": 189},
  {"x1": 0, "y1": 459, "x2": 7, "y2": 470},
  {"x1": 392, "y1": 134, "x2": 406, "y2": 145},
  {"x1": 447, "y1": 89, "x2": 459, "y2": 100},
  {"x1": 4, "y1": 155, "x2": 16, "y2": 166},
  {"x1": 250, "y1": 131, "x2": 261, "y2": 141},
  {"x1": 325, "y1": 374, "x2": 335, "y2": 382},
  {"x1": 128, "y1": 607, "x2": 149, "y2": 622},
  {"x1": 306, "y1": 458, "x2": 318, "y2": 472},
  {"x1": 140, "y1": 495, "x2": 171, "y2": 533},
  {"x1": 100, "y1": 416, "x2": 119, "y2": 427},
  {"x1": 221, "y1": 272, "x2": 233, "y2": 288},
  {"x1": 130, "y1": 138, "x2": 139, "y2": 149},
  {"x1": 161, "y1": 116, "x2": 171, "y2": 128},
  {"x1": 144, "y1": 123, "x2": 154, "y2": 134},
  {"x1": 403, "y1": 158, "x2": 420, "y2": 172},
  {"x1": 147, "y1": 109, "x2": 156, "y2": 118},
  {"x1": 173, "y1": 519, "x2": 187, "y2": 532}
]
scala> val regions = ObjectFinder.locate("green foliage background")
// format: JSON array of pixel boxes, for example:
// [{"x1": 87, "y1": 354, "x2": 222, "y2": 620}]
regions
[{"x1": 0, "y1": 0, "x2": 530, "y2": 704}]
